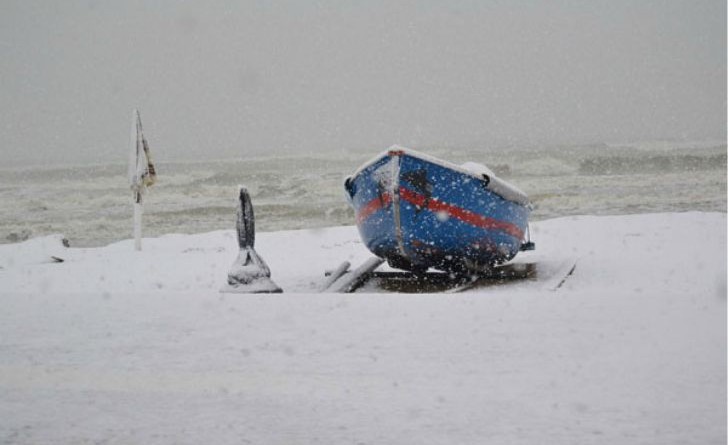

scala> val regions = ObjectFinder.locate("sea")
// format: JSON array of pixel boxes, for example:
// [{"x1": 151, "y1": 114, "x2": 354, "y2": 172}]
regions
[{"x1": 1, "y1": 141, "x2": 725, "y2": 248}]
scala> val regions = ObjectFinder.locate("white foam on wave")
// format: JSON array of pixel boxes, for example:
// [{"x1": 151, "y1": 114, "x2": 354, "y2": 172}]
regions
[{"x1": 0, "y1": 143, "x2": 725, "y2": 247}]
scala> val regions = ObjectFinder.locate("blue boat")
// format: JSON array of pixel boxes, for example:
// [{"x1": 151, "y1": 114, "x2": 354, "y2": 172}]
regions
[{"x1": 344, "y1": 147, "x2": 534, "y2": 274}]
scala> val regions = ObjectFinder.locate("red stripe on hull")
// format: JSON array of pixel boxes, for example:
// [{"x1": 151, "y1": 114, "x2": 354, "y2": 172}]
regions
[
  {"x1": 399, "y1": 187, "x2": 524, "y2": 239},
  {"x1": 356, "y1": 188, "x2": 524, "y2": 239},
  {"x1": 356, "y1": 192, "x2": 392, "y2": 224}
]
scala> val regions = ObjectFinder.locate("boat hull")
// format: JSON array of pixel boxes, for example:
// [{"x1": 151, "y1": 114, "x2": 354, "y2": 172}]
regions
[{"x1": 346, "y1": 149, "x2": 531, "y2": 273}]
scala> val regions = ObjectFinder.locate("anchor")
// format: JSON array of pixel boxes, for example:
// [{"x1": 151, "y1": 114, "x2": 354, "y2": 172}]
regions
[{"x1": 221, "y1": 186, "x2": 282, "y2": 293}]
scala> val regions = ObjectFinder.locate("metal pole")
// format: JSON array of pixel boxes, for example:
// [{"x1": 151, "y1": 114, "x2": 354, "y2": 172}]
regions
[{"x1": 133, "y1": 191, "x2": 143, "y2": 251}]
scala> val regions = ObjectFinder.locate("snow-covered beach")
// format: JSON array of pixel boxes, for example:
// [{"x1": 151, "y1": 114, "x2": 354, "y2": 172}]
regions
[
  {"x1": 1, "y1": 212, "x2": 725, "y2": 444},
  {"x1": 2, "y1": 0, "x2": 725, "y2": 442}
]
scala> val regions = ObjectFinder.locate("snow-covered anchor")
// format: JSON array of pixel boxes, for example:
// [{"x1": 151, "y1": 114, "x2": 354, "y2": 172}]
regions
[{"x1": 221, "y1": 186, "x2": 282, "y2": 293}]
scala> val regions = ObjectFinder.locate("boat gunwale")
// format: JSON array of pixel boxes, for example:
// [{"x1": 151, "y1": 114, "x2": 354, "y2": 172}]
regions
[{"x1": 347, "y1": 146, "x2": 532, "y2": 207}]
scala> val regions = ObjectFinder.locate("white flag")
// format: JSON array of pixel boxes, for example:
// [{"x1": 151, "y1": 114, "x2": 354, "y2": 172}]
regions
[
  {"x1": 128, "y1": 109, "x2": 156, "y2": 251},
  {"x1": 129, "y1": 109, "x2": 156, "y2": 198}
]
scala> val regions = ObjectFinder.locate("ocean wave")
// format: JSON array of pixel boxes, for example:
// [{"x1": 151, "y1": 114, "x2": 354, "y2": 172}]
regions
[{"x1": 0, "y1": 143, "x2": 724, "y2": 247}]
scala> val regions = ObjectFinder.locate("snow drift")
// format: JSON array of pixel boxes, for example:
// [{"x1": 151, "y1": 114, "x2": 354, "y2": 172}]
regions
[{"x1": 0, "y1": 212, "x2": 725, "y2": 444}]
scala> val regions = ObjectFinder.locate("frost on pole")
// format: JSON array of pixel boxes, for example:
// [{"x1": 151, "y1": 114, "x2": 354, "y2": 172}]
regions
[{"x1": 128, "y1": 109, "x2": 157, "y2": 251}]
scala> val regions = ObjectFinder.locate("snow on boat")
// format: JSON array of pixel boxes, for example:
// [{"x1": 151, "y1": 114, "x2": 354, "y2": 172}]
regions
[{"x1": 344, "y1": 147, "x2": 534, "y2": 274}]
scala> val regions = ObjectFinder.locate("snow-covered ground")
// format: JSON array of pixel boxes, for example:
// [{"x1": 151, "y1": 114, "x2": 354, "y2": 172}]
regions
[{"x1": 0, "y1": 212, "x2": 725, "y2": 444}]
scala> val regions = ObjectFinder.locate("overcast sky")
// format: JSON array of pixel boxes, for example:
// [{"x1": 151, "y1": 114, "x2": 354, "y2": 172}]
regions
[{"x1": 1, "y1": 0, "x2": 725, "y2": 166}]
